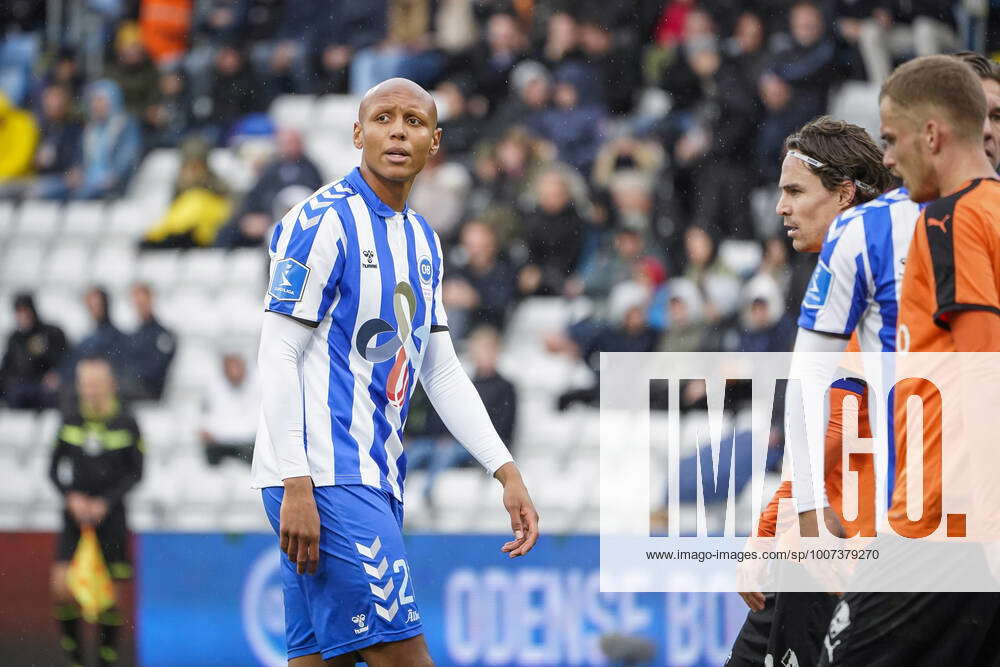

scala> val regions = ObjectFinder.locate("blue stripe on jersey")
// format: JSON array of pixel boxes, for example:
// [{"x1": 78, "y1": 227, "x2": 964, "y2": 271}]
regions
[
  {"x1": 861, "y1": 204, "x2": 898, "y2": 352},
  {"x1": 844, "y1": 253, "x2": 868, "y2": 334},
  {"x1": 412, "y1": 212, "x2": 443, "y2": 327},
  {"x1": 269, "y1": 222, "x2": 282, "y2": 254},
  {"x1": 886, "y1": 385, "x2": 897, "y2": 504},
  {"x1": 366, "y1": 213, "x2": 397, "y2": 485},
  {"x1": 831, "y1": 377, "x2": 865, "y2": 394},
  {"x1": 327, "y1": 198, "x2": 363, "y2": 481},
  {"x1": 396, "y1": 218, "x2": 427, "y2": 478}
]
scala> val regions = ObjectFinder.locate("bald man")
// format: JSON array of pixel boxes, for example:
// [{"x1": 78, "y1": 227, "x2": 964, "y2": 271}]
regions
[{"x1": 251, "y1": 78, "x2": 540, "y2": 666}]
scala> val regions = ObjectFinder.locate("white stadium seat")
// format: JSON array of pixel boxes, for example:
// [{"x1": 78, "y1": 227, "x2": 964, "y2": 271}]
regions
[
  {"x1": 35, "y1": 288, "x2": 90, "y2": 342},
  {"x1": 0, "y1": 200, "x2": 15, "y2": 235},
  {"x1": 208, "y1": 148, "x2": 255, "y2": 193},
  {"x1": 108, "y1": 199, "x2": 156, "y2": 239},
  {"x1": 226, "y1": 248, "x2": 269, "y2": 288},
  {"x1": 15, "y1": 200, "x2": 62, "y2": 239},
  {"x1": 3, "y1": 239, "x2": 46, "y2": 288},
  {"x1": 129, "y1": 148, "x2": 180, "y2": 196},
  {"x1": 269, "y1": 94, "x2": 317, "y2": 132},
  {"x1": 0, "y1": 409, "x2": 38, "y2": 458},
  {"x1": 160, "y1": 288, "x2": 221, "y2": 338},
  {"x1": 45, "y1": 240, "x2": 92, "y2": 285},
  {"x1": 178, "y1": 249, "x2": 228, "y2": 287},
  {"x1": 315, "y1": 94, "x2": 362, "y2": 131},
  {"x1": 63, "y1": 201, "x2": 107, "y2": 238},
  {"x1": 0, "y1": 239, "x2": 45, "y2": 289},
  {"x1": 92, "y1": 240, "x2": 137, "y2": 289},
  {"x1": 136, "y1": 250, "x2": 181, "y2": 291},
  {"x1": 134, "y1": 405, "x2": 179, "y2": 463}
]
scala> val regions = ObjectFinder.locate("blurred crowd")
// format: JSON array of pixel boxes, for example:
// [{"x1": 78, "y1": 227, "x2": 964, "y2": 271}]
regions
[{"x1": 0, "y1": 0, "x2": 994, "y2": 468}]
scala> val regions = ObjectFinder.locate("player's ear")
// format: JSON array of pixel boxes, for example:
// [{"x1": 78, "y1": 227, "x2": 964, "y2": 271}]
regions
[
  {"x1": 353, "y1": 121, "x2": 363, "y2": 150},
  {"x1": 839, "y1": 180, "x2": 856, "y2": 208},
  {"x1": 925, "y1": 119, "x2": 941, "y2": 154},
  {"x1": 429, "y1": 127, "x2": 442, "y2": 156}
]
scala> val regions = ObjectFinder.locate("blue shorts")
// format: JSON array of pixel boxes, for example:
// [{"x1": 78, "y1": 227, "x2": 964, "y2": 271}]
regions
[{"x1": 261, "y1": 484, "x2": 424, "y2": 660}]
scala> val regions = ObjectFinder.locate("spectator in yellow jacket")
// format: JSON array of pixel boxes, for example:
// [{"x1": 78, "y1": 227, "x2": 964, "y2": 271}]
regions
[{"x1": 0, "y1": 91, "x2": 40, "y2": 181}]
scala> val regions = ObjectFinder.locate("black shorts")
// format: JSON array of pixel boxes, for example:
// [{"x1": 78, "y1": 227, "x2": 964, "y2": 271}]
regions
[
  {"x1": 56, "y1": 503, "x2": 133, "y2": 579},
  {"x1": 767, "y1": 592, "x2": 839, "y2": 667},
  {"x1": 819, "y1": 592, "x2": 1000, "y2": 666},
  {"x1": 727, "y1": 593, "x2": 775, "y2": 666}
]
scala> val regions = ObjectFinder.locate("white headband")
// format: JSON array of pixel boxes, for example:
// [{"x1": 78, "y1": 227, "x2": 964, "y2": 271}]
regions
[{"x1": 787, "y1": 149, "x2": 878, "y2": 196}]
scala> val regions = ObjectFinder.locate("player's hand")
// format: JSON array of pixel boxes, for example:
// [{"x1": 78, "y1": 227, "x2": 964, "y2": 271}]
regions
[
  {"x1": 797, "y1": 507, "x2": 845, "y2": 538},
  {"x1": 494, "y1": 463, "x2": 539, "y2": 558},
  {"x1": 67, "y1": 492, "x2": 91, "y2": 525},
  {"x1": 739, "y1": 592, "x2": 766, "y2": 612},
  {"x1": 280, "y1": 476, "x2": 320, "y2": 575}
]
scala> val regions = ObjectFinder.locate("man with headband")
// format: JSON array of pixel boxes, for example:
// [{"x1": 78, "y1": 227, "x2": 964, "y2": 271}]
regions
[{"x1": 727, "y1": 115, "x2": 900, "y2": 667}]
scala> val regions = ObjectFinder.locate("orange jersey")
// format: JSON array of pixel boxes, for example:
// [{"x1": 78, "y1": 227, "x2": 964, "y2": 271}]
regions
[
  {"x1": 758, "y1": 352, "x2": 875, "y2": 538},
  {"x1": 892, "y1": 178, "x2": 1000, "y2": 537}
]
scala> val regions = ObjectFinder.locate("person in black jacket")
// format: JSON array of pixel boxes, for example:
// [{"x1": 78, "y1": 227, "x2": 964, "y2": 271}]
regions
[
  {"x1": 0, "y1": 293, "x2": 68, "y2": 408},
  {"x1": 30, "y1": 83, "x2": 83, "y2": 200},
  {"x1": 123, "y1": 283, "x2": 175, "y2": 401},
  {"x1": 49, "y1": 357, "x2": 143, "y2": 667}
]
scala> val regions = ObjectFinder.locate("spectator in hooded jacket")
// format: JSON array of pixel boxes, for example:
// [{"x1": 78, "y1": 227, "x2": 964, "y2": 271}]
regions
[
  {"x1": 0, "y1": 294, "x2": 68, "y2": 409},
  {"x1": 74, "y1": 80, "x2": 142, "y2": 200}
]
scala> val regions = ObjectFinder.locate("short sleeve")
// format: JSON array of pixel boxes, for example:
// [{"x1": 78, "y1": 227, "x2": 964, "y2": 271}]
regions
[
  {"x1": 798, "y1": 217, "x2": 869, "y2": 337},
  {"x1": 430, "y1": 231, "x2": 448, "y2": 330},
  {"x1": 929, "y1": 198, "x2": 1000, "y2": 327},
  {"x1": 266, "y1": 203, "x2": 346, "y2": 324}
]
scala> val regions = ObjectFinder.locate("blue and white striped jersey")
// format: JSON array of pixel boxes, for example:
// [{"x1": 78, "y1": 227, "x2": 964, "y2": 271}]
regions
[
  {"x1": 251, "y1": 167, "x2": 447, "y2": 500},
  {"x1": 796, "y1": 186, "x2": 923, "y2": 507},
  {"x1": 798, "y1": 187, "x2": 923, "y2": 352}
]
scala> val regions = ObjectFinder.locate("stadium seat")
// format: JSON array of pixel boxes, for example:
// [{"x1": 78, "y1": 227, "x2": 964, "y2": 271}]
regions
[
  {"x1": 270, "y1": 94, "x2": 317, "y2": 132},
  {"x1": 35, "y1": 287, "x2": 90, "y2": 342},
  {"x1": 208, "y1": 148, "x2": 255, "y2": 193},
  {"x1": 63, "y1": 201, "x2": 107, "y2": 238},
  {"x1": 0, "y1": 200, "x2": 15, "y2": 235},
  {"x1": 178, "y1": 249, "x2": 228, "y2": 287},
  {"x1": 167, "y1": 342, "x2": 220, "y2": 396},
  {"x1": 160, "y1": 287, "x2": 222, "y2": 338},
  {"x1": 0, "y1": 291, "x2": 13, "y2": 337},
  {"x1": 136, "y1": 250, "x2": 181, "y2": 291},
  {"x1": 15, "y1": 200, "x2": 63, "y2": 239},
  {"x1": 107, "y1": 199, "x2": 157, "y2": 240},
  {"x1": 218, "y1": 288, "x2": 263, "y2": 337},
  {"x1": 305, "y1": 133, "x2": 356, "y2": 183},
  {"x1": 36, "y1": 409, "x2": 61, "y2": 448},
  {"x1": 0, "y1": 409, "x2": 37, "y2": 459},
  {"x1": 44, "y1": 240, "x2": 93, "y2": 285},
  {"x1": 129, "y1": 148, "x2": 180, "y2": 196},
  {"x1": 91, "y1": 240, "x2": 137, "y2": 288},
  {"x1": 829, "y1": 81, "x2": 881, "y2": 141},
  {"x1": 315, "y1": 94, "x2": 362, "y2": 131},
  {"x1": 226, "y1": 248, "x2": 269, "y2": 288},
  {"x1": 3, "y1": 240, "x2": 46, "y2": 288},
  {"x1": 134, "y1": 405, "x2": 178, "y2": 463}
]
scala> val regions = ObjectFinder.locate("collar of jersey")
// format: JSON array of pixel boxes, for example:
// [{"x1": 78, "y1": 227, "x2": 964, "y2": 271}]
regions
[{"x1": 345, "y1": 167, "x2": 408, "y2": 220}]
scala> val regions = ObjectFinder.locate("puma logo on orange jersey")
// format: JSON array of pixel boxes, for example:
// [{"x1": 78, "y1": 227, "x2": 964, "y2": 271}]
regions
[{"x1": 926, "y1": 213, "x2": 950, "y2": 233}]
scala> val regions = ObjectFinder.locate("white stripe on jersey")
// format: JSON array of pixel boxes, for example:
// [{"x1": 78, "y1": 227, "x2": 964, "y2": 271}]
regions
[{"x1": 347, "y1": 194, "x2": 384, "y2": 488}]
